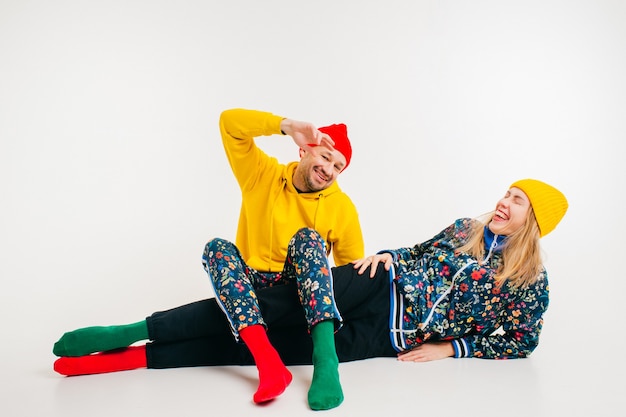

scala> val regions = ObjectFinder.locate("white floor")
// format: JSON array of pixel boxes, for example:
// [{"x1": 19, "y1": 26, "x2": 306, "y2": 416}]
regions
[
  {"x1": 9, "y1": 356, "x2": 593, "y2": 416},
  {"x1": 2, "y1": 295, "x2": 622, "y2": 417}
]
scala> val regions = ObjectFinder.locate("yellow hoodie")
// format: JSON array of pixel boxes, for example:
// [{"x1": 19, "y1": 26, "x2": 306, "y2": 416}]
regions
[{"x1": 220, "y1": 108, "x2": 364, "y2": 272}]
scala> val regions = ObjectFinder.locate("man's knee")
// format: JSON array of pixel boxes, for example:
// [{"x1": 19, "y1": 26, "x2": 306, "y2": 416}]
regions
[
  {"x1": 204, "y1": 237, "x2": 236, "y2": 255},
  {"x1": 291, "y1": 227, "x2": 324, "y2": 247}
]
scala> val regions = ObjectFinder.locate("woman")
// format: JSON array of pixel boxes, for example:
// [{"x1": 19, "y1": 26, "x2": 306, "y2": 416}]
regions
[{"x1": 53, "y1": 179, "x2": 568, "y2": 411}]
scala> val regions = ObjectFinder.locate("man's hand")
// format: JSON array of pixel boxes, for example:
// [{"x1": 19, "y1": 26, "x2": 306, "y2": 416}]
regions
[
  {"x1": 281, "y1": 118, "x2": 335, "y2": 149},
  {"x1": 352, "y1": 253, "x2": 393, "y2": 278},
  {"x1": 397, "y1": 342, "x2": 455, "y2": 362}
]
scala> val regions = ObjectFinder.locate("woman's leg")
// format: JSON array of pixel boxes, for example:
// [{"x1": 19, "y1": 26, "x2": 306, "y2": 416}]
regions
[
  {"x1": 146, "y1": 298, "x2": 232, "y2": 342},
  {"x1": 52, "y1": 298, "x2": 230, "y2": 375},
  {"x1": 54, "y1": 346, "x2": 148, "y2": 376},
  {"x1": 53, "y1": 305, "x2": 308, "y2": 376},
  {"x1": 52, "y1": 282, "x2": 312, "y2": 376},
  {"x1": 52, "y1": 297, "x2": 228, "y2": 358},
  {"x1": 332, "y1": 263, "x2": 398, "y2": 361},
  {"x1": 53, "y1": 321, "x2": 149, "y2": 357},
  {"x1": 258, "y1": 263, "x2": 396, "y2": 365},
  {"x1": 148, "y1": 282, "x2": 313, "y2": 368},
  {"x1": 52, "y1": 259, "x2": 396, "y2": 378},
  {"x1": 146, "y1": 259, "x2": 396, "y2": 368}
]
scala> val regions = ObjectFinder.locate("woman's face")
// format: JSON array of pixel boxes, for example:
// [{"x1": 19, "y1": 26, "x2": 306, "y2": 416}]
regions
[{"x1": 488, "y1": 187, "x2": 532, "y2": 236}]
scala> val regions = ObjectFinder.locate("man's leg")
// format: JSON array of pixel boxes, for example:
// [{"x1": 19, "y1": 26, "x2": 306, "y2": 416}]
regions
[
  {"x1": 285, "y1": 228, "x2": 343, "y2": 410},
  {"x1": 203, "y1": 237, "x2": 291, "y2": 404}
]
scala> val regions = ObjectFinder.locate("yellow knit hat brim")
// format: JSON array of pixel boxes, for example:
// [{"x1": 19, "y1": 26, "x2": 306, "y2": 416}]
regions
[{"x1": 510, "y1": 179, "x2": 568, "y2": 237}]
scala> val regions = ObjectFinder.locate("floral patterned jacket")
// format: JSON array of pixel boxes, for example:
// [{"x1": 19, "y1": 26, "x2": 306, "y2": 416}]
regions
[{"x1": 383, "y1": 218, "x2": 549, "y2": 359}]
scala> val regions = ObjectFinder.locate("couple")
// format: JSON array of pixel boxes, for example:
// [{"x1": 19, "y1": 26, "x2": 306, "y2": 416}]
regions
[{"x1": 52, "y1": 108, "x2": 568, "y2": 411}]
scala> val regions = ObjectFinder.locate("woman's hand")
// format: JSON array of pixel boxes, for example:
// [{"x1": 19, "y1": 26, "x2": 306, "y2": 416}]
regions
[
  {"x1": 352, "y1": 253, "x2": 393, "y2": 278},
  {"x1": 397, "y1": 342, "x2": 454, "y2": 362}
]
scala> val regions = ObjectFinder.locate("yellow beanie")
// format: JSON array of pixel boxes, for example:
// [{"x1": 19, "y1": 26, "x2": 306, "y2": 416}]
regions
[{"x1": 510, "y1": 179, "x2": 568, "y2": 237}]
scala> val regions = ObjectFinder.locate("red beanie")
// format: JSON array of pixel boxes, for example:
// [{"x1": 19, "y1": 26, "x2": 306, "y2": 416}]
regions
[{"x1": 317, "y1": 123, "x2": 352, "y2": 171}]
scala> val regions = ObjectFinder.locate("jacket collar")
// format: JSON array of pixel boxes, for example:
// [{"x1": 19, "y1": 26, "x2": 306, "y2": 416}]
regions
[{"x1": 483, "y1": 226, "x2": 507, "y2": 253}]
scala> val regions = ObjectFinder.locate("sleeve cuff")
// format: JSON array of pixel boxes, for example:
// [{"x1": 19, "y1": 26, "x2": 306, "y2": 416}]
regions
[{"x1": 452, "y1": 339, "x2": 471, "y2": 358}]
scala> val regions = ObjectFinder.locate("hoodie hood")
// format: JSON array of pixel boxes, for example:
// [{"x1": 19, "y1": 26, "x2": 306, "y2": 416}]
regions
[{"x1": 221, "y1": 107, "x2": 363, "y2": 274}]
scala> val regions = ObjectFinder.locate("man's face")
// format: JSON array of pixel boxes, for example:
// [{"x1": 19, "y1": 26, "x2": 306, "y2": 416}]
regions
[{"x1": 293, "y1": 145, "x2": 347, "y2": 192}]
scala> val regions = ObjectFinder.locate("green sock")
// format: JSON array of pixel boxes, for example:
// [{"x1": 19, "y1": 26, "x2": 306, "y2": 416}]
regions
[
  {"x1": 307, "y1": 320, "x2": 343, "y2": 411},
  {"x1": 53, "y1": 320, "x2": 149, "y2": 357}
]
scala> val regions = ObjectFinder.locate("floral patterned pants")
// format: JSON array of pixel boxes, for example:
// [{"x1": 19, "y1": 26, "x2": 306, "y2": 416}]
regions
[{"x1": 202, "y1": 227, "x2": 341, "y2": 340}]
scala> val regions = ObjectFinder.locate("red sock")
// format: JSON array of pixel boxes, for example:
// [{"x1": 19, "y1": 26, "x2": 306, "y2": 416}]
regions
[
  {"x1": 54, "y1": 346, "x2": 147, "y2": 376},
  {"x1": 239, "y1": 324, "x2": 292, "y2": 403}
]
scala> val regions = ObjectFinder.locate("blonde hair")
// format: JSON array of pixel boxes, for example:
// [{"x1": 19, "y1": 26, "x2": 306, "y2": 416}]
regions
[{"x1": 456, "y1": 209, "x2": 543, "y2": 289}]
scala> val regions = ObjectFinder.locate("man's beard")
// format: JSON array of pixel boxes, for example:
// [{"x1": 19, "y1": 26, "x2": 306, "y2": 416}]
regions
[{"x1": 301, "y1": 170, "x2": 327, "y2": 193}]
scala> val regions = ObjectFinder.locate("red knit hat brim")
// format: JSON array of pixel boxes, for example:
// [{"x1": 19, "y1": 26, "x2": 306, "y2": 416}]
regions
[{"x1": 317, "y1": 123, "x2": 352, "y2": 171}]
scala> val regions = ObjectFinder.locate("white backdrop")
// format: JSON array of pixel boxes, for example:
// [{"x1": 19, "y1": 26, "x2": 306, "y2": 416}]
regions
[{"x1": 1, "y1": 1, "x2": 624, "y2": 415}]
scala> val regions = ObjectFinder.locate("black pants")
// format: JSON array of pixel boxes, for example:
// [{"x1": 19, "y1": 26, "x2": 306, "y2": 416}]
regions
[{"x1": 145, "y1": 263, "x2": 397, "y2": 368}]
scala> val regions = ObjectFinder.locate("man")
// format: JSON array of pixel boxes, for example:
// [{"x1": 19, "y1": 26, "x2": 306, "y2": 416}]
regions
[
  {"x1": 53, "y1": 108, "x2": 364, "y2": 406},
  {"x1": 200, "y1": 108, "x2": 363, "y2": 403},
  {"x1": 217, "y1": 108, "x2": 363, "y2": 273}
]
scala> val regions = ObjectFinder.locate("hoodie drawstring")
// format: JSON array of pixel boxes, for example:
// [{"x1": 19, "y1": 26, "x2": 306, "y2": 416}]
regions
[
  {"x1": 267, "y1": 178, "x2": 287, "y2": 272},
  {"x1": 419, "y1": 234, "x2": 500, "y2": 330},
  {"x1": 392, "y1": 234, "x2": 501, "y2": 334}
]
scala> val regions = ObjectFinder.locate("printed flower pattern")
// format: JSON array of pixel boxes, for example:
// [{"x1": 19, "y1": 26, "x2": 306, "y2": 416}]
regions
[
  {"x1": 202, "y1": 228, "x2": 340, "y2": 339},
  {"x1": 387, "y1": 218, "x2": 549, "y2": 359}
]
